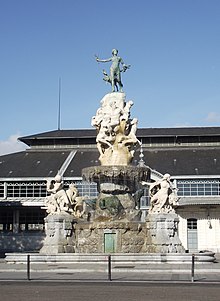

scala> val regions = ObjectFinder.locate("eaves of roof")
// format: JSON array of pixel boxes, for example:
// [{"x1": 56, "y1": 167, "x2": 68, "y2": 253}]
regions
[
  {"x1": 177, "y1": 197, "x2": 220, "y2": 206},
  {"x1": 0, "y1": 198, "x2": 45, "y2": 206},
  {"x1": 19, "y1": 129, "x2": 96, "y2": 141}
]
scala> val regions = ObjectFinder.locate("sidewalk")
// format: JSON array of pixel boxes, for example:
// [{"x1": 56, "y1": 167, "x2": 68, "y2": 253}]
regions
[{"x1": 0, "y1": 254, "x2": 219, "y2": 282}]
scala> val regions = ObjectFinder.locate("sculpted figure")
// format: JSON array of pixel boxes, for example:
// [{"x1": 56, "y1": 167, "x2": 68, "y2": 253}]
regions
[
  {"x1": 109, "y1": 101, "x2": 122, "y2": 130},
  {"x1": 124, "y1": 118, "x2": 141, "y2": 145},
  {"x1": 91, "y1": 107, "x2": 103, "y2": 128},
  {"x1": 142, "y1": 174, "x2": 178, "y2": 213},
  {"x1": 92, "y1": 91, "x2": 140, "y2": 165},
  {"x1": 96, "y1": 49, "x2": 130, "y2": 92},
  {"x1": 120, "y1": 100, "x2": 133, "y2": 121},
  {"x1": 45, "y1": 177, "x2": 90, "y2": 218},
  {"x1": 149, "y1": 173, "x2": 172, "y2": 213},
  {"x1": 118, "y1": 118, "x2": 141, "y2": 158},
  {"x1": 66, "y1": 185, "x2": 89, "y2": 218},
  {"x1": 66, "y1": 183, "x2": 78, "y2": 205},
  {"x1": 72, "y1": 196, "x2": 88, "y2": 218},
  {"x1": 96, "y1": 123, "x2": 114, "y2": 155},
  {"x1": 45, "y1": 175, "x2": 68, "y2": 213},
  {"x1": 46, "y1": 174, "x2": 64, "y2": 195},
  {"x1": 45, "y1": 175, "x2": 78, "y2": 214}
]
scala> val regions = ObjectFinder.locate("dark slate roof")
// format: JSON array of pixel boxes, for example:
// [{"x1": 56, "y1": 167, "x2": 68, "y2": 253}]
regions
[
  {"x1": 0, "y1": 146, "x2": 220, "y2": 179},
  {"x1": 135, "y1": 148, "x2": 220, "y2": 176},
  {"x1": 64, "y1": 147, "x2": 220, "y2": 177},
  {"x1": 19, "y1": 127, "x2": 220, "y2": 146},
  {"x1": 64, "y1": 150, "x2": 99, "y2": 177},
  {"x1": 137, "y1": 127, "x2": 220, "y2": 137},
  {"x1": 0, "y1": 150, "x2": 71, "y2": 178}
]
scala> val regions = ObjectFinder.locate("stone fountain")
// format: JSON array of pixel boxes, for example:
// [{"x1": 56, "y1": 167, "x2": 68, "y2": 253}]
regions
[{"x1": 40, "y1": 49, "x2": 185, "y2": 255}]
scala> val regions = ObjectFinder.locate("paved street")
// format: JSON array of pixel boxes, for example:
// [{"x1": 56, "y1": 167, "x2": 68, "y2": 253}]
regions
[
  {"x1": 0, "y1": 282, "x2": 220, "y2": 301},
  {"x1": 0, "y1": 255, "x2": 220, "y2": 301},
  {"x1": 1, "y1": 268, "x2": 220, "y2": 282}
]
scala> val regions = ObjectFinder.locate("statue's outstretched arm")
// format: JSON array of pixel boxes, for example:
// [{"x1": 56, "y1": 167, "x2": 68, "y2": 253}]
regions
[
  {"x1": 141, "y1": 181, "x2": 151, "y2": 186},
  {"x1": 96, "y1": 56, "x2": 112, "y2": 63}
]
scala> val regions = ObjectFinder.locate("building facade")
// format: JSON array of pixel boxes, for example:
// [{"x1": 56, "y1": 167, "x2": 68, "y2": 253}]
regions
[{"x1": 0, "y1": 127, "x2": 220, "y2": 253}]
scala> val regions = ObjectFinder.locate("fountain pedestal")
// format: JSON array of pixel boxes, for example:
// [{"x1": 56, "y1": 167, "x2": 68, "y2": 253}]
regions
[
  {"x1": 40, "y1": 213, "x2": 76, "y2": 254},
  {"x1": 145, "y1": 213, "x2": 185, "y2": 253},
  {"x1": 75, "y1": 221, "x2": 146, "y2": 253}
]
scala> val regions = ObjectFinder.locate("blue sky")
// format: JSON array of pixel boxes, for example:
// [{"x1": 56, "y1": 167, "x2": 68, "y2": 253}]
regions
[{"x1": 0, "y1": 0, "x2": 220, "y2": 154}]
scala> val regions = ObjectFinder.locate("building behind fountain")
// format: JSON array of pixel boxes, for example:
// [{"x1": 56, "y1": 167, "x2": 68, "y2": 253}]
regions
[{"x1": 0, "y1": 50, "x2": 220, "y2": 254}]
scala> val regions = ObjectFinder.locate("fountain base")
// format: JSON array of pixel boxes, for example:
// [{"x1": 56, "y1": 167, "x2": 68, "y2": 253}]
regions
[{"x1": 75, "y1": 220, "x2": 146, "y2": 253}]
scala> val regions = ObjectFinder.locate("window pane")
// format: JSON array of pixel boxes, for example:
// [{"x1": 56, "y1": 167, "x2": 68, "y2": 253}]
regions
[{"x1": 19, "y1": 208, "x2": 45, "y2": 231}]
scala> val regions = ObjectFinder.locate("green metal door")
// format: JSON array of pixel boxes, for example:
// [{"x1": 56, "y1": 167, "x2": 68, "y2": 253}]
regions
[{"x1": 104, "y1": 233, "x2": 116, "y2": 253}]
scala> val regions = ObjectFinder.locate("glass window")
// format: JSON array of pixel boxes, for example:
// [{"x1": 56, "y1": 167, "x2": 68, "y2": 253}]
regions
[
  {"x1": 5, "y1": 182, "x2": 48, "y2": 198},
  {"x1": 187, "y1": 218, "x2": 197, "y2": 230},
  {"x1": 2, "y1": 180, "x2": 99, "y2": 199},
  {"x1": 0, "y1": 183, "x2": 4, "y2": 198},
  {"x1": 0, "y1": 208, "x2": 13, "y2": 231},
  {"x1": 177, "y1": 179, "x2": 220, "y2": 197},
  {"x1": 64, "y1": 181, "x2": 98, "y2": 198},
  {"x1": 19, "y1": 207, "x2": 46, "y2": 231}
]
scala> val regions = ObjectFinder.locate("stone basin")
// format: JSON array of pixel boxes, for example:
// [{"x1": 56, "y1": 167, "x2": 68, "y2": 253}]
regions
[{"x1": 82, "y1": 165, "x2": 150, "y2": 193}]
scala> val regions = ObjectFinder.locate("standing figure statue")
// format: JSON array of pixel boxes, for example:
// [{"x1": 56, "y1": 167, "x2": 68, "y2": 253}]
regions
[
  {"x1": 142, "y1": 173, "x2": 178, "y2": 214},
  {"x1": 95, "y1": 49, "x2": 130, "y2": 92}
]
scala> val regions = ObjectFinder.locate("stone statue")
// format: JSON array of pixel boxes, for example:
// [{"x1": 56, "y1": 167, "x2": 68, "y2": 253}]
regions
[
  {"x1": 142, "y1": 173, "x2": 178, "y2": 214},
  {"x1": 95, "y1": 49, "x2": 130, "y2": 92},
  {"x1": 45, "y1": 175, "x2": 70, "y2": 214},
  {"x1": 91, "y1": 93, "x2": 140, "y2": 165},
  {"x1": 45, "y1": 175, "x2": 90, "y2": 219}
]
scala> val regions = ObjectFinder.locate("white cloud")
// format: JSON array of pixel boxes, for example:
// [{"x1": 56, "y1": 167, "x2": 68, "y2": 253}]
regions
[
  {"x1": 205, "y1": 112, "x2": 220, "y2": 123},
  {"x1": 0, "y1": 134, "x2": 26, "y2": 156}
]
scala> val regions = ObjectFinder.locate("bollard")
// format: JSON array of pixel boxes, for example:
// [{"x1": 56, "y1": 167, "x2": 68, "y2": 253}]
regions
[
  {"x1": 191, "y1": 254, "x2": 195, "y2": 282},
  {"x1": 108, "y1": 255, "x2": 112, "y2": 281},
  {"x1": 27, "y1": 254, "x2": 31, "y2": 281}
]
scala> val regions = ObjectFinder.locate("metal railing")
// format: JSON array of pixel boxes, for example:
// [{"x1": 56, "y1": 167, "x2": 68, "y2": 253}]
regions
[{"x1": 0, "y1": 253, "x2": 215, "y2": 283}]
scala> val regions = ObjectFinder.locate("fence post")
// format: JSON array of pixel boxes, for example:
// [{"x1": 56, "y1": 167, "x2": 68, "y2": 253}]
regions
[
  {"x1": 108, "y1": 255, "x2": 112, "y2": 281},
  {"x1": 27, "y1": 254, "x2": 31, "y2": 281},
  {"x1": 191, "y1": 254, "x2": 195, "y2": 282}
]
